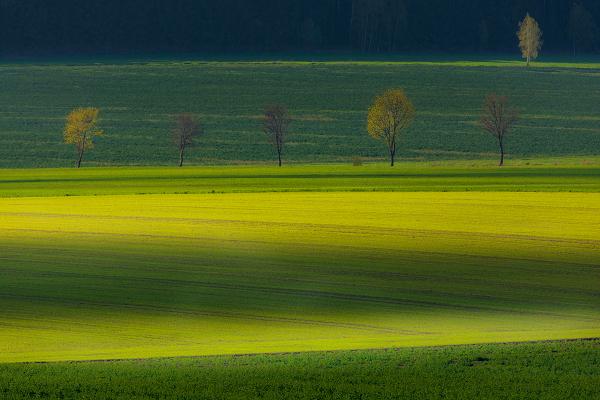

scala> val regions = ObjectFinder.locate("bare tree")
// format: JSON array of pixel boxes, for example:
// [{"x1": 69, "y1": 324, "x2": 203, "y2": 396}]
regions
[
  {"x1": 172, "y1": 114, "x2": 202, "y2": 167},
  {"x1": 479, "y1": 94, "x2": 519, "y2": 167},
  {"x1": 263, "y1": 105, "x2": 290, "y2": 167}
]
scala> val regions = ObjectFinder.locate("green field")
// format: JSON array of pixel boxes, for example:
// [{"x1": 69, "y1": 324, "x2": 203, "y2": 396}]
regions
[
  {"x1": 2, "y1": 56, "x2": 600, "y2": 397},
  {"x1": 1, "y1": 340, "x2": 599, "y2": 399},
  {"x1": 2, "y1": 57, "x2": 600, "y2": 168},
  {"x1": 1, "y1": 163, "x2": 599, "y2": 364},
  {"x1": 2, "y1": 160, "x2": 600, "y2": 198}
]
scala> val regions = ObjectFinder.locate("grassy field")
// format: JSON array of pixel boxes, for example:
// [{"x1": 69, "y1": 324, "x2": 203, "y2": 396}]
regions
[
  {"x1": 1, "y1": 57, "x2": 600, "y2": 167},
  {"x1": 1, "y1": 163, "x2": 599, "y2": 364},
  {"x1": 2, "y1": 56, "x2": 600, "y2": 398},
  {"x1": 2, "y1": 160, "x2": 600, "y2": 197},
  {"x1": 1, "y1": 340, "x2": 599, "y2": 399}
]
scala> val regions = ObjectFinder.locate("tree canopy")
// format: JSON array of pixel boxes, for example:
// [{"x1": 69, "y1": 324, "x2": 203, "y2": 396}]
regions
[
  {"x1": 172, "y1": 114, "x2": 202, "y2": 167},
  {"x1": 518, "y1": 13, "x2": 543, "y2": 66},
  {"x1": 479, "y1": 94, "x2": 519, "y2": 166},
  {"x1": 367, "y1": 89, "x2": 415, "y2": 167},
  {"x1": 568, "y1": 2, "x2": 599, "y2": 55},
  {"x1": 0, "y1": 0, "x2": 599, "y2": 56},
  {"x1": 263, "y1": 105, "x2": 291, "y2": 167},
  {"x1": 63, "y1": 107, "x2": 103, "y2": 168}
]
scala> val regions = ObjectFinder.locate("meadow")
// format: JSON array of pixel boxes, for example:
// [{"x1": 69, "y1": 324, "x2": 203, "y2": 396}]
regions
[{"x1": 1, "y1": 57, "x2": 600, "y2": 168}]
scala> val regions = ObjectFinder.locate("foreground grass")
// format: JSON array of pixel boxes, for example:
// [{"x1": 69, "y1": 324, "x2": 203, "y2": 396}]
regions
[
  {"x1": 2, "y1": 160, "x2": 600, "y2": 197},
  {"x1": 1, "y1": 188, "x2": 599, "y2": 362},
  {"x1": 1, "y1": 340, "x2": 599, "y2": 399},
  {"x1": 1, "y1": 57, "x2": 600, "y2": 167}
]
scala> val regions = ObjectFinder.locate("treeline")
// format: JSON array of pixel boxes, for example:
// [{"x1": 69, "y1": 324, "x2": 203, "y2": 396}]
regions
[
  {"x1": 65, "y1": 90, "x2": 518, "y2": 168},
  {"x1": 0, "y1": 0, "x2": 598, "y2": 55}
]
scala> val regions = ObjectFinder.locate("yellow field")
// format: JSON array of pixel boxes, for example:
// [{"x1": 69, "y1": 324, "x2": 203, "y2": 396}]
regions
[{"x1": 1, "y1": 192, "x2": 599, "y2": 362}]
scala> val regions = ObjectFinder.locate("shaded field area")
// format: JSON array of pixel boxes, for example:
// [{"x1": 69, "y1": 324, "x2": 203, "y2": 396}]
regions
[
  {"x1": 1, "y1": 58, "x2": 600, "y2": 167},
  {"x1": 2, "y1": 161, "x2": 600, "y2": 197},
  {"x1": 1, "y1": 340, "x2": 599, "y2": 399},
  {"x1": 1, "y1": 188, "x2": 599, "y2": 362}
]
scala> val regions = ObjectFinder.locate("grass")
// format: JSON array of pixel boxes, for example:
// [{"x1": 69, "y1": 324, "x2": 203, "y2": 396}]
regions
[
  {"x1": 1, "y1": 164, "x2": 599, "y2": 363},
  {"x1": 1, "y1": 56, "x2": 600, "y2": 168},
  {"x1": 2, "y1": 159, "x2": 600, "y2": 197},
  {"x1": 1, "y1": 54, "x2": 600, "y2": 396},
  {"x1": 1, "y1": 340, "x2": 599, "y2": 399}
]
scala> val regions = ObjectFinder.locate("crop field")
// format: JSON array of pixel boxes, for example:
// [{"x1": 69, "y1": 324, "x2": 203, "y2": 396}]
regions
[
  {"x1": 1, "y1": 340, "x2": 599, "y2": 399},
  {"x1": 2, "y1": 57, "x2": 600, "y2": 389},
  {"x1": 3, "y1": 4, "x2": 600, "y2": 398},
  {"x1": 1, "y1": 164, "x2": 599, "y2": 365},
  {"x1": 1, "y1": 57, "x2": 600, "y2": 168}
]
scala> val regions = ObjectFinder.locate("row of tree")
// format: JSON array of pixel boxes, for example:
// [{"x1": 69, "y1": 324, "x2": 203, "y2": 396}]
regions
[
  {"x1": 62, "y1": 13, "x2": 537, "y2": 168},
  {"x1": 63, "y1": 91, "x2": 518, "y2": 169},
  {"x1": 0, "y1": 0, "x2": 598, "y2": 55},
  {"x1": 367, "y1": 90, "x2": 517, "y2": 167}
]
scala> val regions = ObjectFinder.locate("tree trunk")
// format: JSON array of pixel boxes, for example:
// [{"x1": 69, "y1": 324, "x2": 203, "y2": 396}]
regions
[
  {"x1": 498, "y1": 140, "x2": 505, "y2": 167},
  {"x1": 76, "y1": 134, "x2": 87, "y2": 168},
  {"x1": 77, "y1": 148, "x2": 84, "y2": 168},
  {"x1": 179, "y1": 148, "x2": 184, "y2": 167},
  {"x1": 278, "y1": 151, "x2": 282, "y2": 167},
  {"x1": 526, "y1": 55, "x2": 530, "y2": 67},
  {"x1": 389, "y1": 140, "x2": 397, "y2": 167}
]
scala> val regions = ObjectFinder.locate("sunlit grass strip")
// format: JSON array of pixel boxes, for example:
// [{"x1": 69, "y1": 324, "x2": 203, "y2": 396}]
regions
[{"x1": 1, "y1": 161, "x2": 600, "y2": 198}]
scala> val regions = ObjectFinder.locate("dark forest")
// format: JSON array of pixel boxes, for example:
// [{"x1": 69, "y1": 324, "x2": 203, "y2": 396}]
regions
[{"x1": 0, "y1": 0, "x2": 598, "y2": 56}]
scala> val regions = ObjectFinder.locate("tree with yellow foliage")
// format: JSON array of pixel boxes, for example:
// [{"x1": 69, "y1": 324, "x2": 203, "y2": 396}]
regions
[
  {"x1": 517, "y1": 13, "x2": 542, "y2": 67},
  {"x1": 367, "y1": 89, "x2": 415, "y2": 167},
  {"x1": 63, "y1": 108, "x2": 103, "y2": 168}
]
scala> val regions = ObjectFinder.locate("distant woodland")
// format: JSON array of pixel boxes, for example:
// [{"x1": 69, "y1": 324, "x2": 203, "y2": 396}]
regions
[{"x1": 0, "y1": 0, "x2": 598, "y2": 55}]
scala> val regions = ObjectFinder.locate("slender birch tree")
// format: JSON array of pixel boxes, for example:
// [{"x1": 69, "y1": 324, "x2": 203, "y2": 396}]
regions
[{"x1": 517, "y1": 13, "x2": 543, "y2": 67}]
